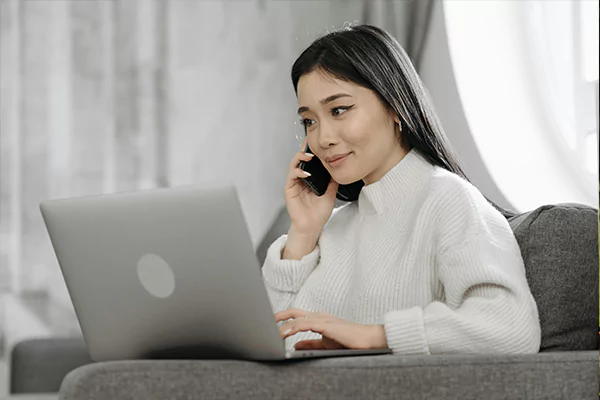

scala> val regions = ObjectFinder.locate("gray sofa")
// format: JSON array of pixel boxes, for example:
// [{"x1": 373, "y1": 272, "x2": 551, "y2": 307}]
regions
[{"x1": 10, "y1": 203, "x2": 599, "y2": 399}]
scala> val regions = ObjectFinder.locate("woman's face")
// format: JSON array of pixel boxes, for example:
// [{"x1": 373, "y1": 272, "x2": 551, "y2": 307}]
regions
[{"x1": 297, "y1": 70, "x2": 407, "y2": 186}]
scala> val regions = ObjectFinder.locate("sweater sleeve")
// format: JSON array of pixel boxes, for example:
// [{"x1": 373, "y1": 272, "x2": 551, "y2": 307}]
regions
[
  {"x1": 383, "y1": 188, "x2": 541, "y2": 355},
  {"x1": 261, "y1": 234, "x2": 320, "y2": 313}
]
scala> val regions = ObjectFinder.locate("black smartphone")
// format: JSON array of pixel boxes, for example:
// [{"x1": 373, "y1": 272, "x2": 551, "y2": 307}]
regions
[{"x1": 298, "y1": 144, "x2": 364, "y2": 201}]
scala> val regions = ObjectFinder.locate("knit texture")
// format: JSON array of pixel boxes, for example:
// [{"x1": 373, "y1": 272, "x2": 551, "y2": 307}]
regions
[{"x1": 262, "y1": 149, "x2": 542, "y2": 354}]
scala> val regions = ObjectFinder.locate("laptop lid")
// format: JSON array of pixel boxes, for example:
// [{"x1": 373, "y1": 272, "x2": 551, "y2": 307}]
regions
[{"x1": 40, "y1": 183, "x2": 286, "y2": 361}]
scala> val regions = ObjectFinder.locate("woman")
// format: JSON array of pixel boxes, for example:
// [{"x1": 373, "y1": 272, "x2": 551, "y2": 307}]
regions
[{"x1": 262, "y1": 24, "x2": 541, "y2": 355}]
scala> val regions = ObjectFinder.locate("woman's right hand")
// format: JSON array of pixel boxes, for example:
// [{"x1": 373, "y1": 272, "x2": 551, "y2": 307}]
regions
[{"x1": 284, "y1": 141, "x2": 339, "y2": 240}]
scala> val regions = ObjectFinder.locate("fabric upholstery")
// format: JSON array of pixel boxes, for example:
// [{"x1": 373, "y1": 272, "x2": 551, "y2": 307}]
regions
[
  {"x1": 58, "y1": 351, "x2": 597, "y2": 400},
  {"x1": 508, "y1": 204, "x2": 598, "y2": 351},
  {"x1": 10, "y1": 338, "x2": 92, "y2": 394}
]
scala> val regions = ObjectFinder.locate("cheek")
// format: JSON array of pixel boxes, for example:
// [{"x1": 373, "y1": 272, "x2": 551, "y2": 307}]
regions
[
  {"x1": 343, "y1": 130, "x2": 376, "y2": 155},
  {"x1": 341, "y1": 119, "x2": 371, "y2": 148}
]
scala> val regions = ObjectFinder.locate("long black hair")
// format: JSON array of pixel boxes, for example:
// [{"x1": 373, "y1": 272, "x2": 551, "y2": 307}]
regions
[{"x1": 291, "y1": 24, "x2": 515, "y2": 218}]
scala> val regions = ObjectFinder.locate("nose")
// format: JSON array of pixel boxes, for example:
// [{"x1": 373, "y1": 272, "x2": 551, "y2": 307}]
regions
[{"x1": 317, "y1": 121, "x2": 339, "y2": 149}]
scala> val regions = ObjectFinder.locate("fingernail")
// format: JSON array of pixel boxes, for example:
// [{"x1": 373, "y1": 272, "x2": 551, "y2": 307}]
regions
[
  {"x1": 305, "y1": 153, "x2": 314, "y2": 157},
  {"x1": 302, "y1": 171, "x2": 311, "y2": 176},
  {"x1": 283, "y1": 329, "x2": 292, "y2": 336}
]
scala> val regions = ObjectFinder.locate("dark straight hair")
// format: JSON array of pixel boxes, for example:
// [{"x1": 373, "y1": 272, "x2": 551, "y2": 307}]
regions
[{"x1": 291, "y1": 24, "x2": 515, "y2": 218}]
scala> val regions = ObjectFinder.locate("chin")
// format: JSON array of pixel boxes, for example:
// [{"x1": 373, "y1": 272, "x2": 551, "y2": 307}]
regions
[
  {"x1": 331, "y1": 171, "x2": 362, "y2": 185},
  {"x1": 327, "y1": 153, "x2": 363, "y2": 185}
]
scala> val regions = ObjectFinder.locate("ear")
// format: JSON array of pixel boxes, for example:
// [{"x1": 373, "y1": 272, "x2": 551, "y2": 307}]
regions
[
  {"x1": 386, "y1": 107, "x2": 402, "y2": 131},
  {"x1": 387, "y1": 110, "x2": 399, "y2": 125},
  {"x1": 390, "y1": 112, "x2": 401, "y2": 128},
  {"x1": 395, "y1": 118, "x2": 402, "y2": 133}
]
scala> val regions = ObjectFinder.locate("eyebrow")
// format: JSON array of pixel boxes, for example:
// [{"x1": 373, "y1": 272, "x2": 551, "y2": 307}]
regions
[{"x1": 297, "y1": 93, "x2": 353, "y2": 115}]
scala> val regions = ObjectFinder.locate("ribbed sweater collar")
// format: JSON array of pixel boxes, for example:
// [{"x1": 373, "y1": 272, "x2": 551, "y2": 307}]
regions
[{"x1": 358, "y1": 149, "x2": 433, "y2": 215}]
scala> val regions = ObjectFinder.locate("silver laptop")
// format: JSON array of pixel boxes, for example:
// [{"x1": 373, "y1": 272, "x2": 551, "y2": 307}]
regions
[{"x1": 40, "y1": 183, "x2": 392, "y2": 361}]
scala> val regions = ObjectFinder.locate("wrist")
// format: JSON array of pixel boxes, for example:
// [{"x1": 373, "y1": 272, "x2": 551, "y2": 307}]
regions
[
  {"x1": 288, "y1": 226, "x2": 321, "y2": 242},
  {"x1": 282, "y1": 228, "x2": 320, "y2": 260},
  {"x1": 370, "y1": 324, "x2": 388, "y2": 349}
]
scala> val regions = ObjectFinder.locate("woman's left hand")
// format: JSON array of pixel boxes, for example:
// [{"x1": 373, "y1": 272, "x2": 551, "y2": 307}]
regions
[{"x1": 275, "y1": 308, "x2": 388, "y2": 350}]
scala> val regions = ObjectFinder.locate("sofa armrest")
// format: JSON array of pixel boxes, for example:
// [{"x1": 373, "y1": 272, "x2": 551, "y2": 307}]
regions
[
  {"x1": 11, "y1": 338, "x2": 92, "y2": 394},
  {"x1": 59, "y1": 351, "x2": 597, "y2": 400}
]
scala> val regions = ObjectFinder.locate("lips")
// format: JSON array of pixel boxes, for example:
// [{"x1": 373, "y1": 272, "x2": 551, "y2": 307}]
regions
[
  {"x1": 326, "y1": 152, "x2": 352, "y2": 168},
  {"x1": 325, "y1": 152, "x2": 352, "y2": 163}
]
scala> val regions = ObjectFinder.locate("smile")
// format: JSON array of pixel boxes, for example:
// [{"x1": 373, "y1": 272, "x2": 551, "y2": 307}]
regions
[{"x1": 327, "y1": 153, "x2": 352, "y2": 168}]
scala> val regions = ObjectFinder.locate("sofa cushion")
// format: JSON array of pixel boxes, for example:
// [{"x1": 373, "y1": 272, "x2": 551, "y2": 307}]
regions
[
  {"x1": 59, "y1": 352, "x2": 597, "y2": 400},
  {"x1": 508, "y1": 203, "x2": 598, "y2": 351}
]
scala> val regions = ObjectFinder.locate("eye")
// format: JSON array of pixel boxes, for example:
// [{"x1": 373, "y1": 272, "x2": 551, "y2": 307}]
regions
[
  {"x1": 299, "y1": 105, "x2": 353, "y2": 129},
  {"x1": 299, "y1": 118, "x2": 314, "y2": 128},
  {"x1": 331, "y1": 105, "x2": 353, "y2": 117}
]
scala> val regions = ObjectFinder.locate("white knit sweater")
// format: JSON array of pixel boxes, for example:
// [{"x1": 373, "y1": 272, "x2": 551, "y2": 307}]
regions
[{"x1": 262, "y1": 149, "x2": 541, "y2": 355}]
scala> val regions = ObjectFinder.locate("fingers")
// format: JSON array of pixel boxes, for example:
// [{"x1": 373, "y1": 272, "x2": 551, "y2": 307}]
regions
[
  {"x1": 285, "y1": 152, "x2": 315, "y2": 191},
  {"x1": 276, "y1": 308, "x2": 312, "y2": 339},
  {"x1": 279, "y1": 321, "x2": 294, "y2": 337},
  {"x1": 299, "y1": 136, "x2": 308, "y2": 151},
  {"x1": 288, "y1": 150, "x2": 314, "y2": 171},
  {"x1": 292, "y1": 168, "x2": 311, "y2": 179},
  {"x1": 294, "y1": 340, "x2": 326, "y2": 350},
  {"x1": 281, "y1": 318, "x2": 326, "y2": 340},
  {"x1": 298, "y1": 136, "x2": 306, "y2": 151},
  {"x1": 274, "y1": 308, "x2": 308, "y2": 323}
]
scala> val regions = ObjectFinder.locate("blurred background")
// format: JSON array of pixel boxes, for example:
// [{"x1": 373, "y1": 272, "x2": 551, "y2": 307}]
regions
[{"x1": 0, "y1": 0, "x2": 598, "y2": 396}]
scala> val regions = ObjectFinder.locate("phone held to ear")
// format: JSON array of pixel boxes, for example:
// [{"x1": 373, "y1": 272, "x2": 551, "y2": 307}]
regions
[{"x1": 298, "y1": 144, "x2": 364, "y2": 202}]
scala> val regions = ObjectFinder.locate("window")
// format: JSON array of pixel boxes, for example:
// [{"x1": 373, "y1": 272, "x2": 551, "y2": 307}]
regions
[
  {"x1": 443, "y1": 0, "x2": 597, "y2": 211},
  {"x1": 525, "y1": 0, "x2": 598, "y2": 178},
  {"x1": 581, "y1": 0, "x2": 599, "y2": 83}
]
